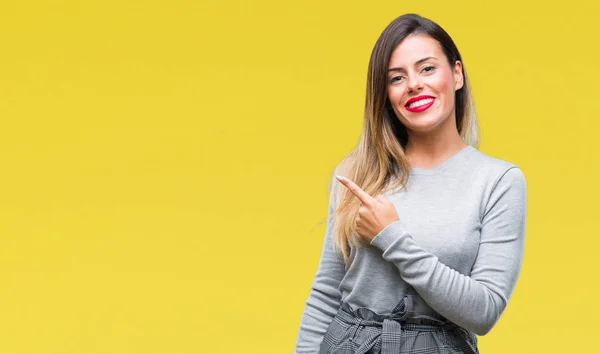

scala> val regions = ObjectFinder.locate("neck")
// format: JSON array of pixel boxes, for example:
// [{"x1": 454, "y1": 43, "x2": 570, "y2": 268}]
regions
[{"x1": 404, "y1": 117, "x2": 467, "y2": 169}]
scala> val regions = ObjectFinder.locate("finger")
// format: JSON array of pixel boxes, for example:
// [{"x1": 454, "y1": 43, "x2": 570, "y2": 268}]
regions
[
  {"x1": 375, "y1": 194, "x2": 389, "y2": 203},
  {"x1": 336, "y1": 175, "x2": 375, "y2": 205}
]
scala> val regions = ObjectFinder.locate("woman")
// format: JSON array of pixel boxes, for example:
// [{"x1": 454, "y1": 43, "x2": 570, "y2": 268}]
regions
[{"x1": 293, "y1": 13, "x2": 527, "y2": 354}]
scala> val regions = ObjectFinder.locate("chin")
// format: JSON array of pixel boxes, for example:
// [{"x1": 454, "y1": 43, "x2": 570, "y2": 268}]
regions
[
  {"x1": 404, "y1": 111, "x2": 451, "y2": 130},
  {"x1": 403, "y1": 118, "x2": 443, "y2": 132}
]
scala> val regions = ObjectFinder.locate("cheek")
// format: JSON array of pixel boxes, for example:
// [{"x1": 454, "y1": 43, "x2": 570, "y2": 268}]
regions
[
  {"x1": 386, "y1": 87, "x2": 393, "y2": 101},
  {"x1": 430, "y1": 75, "x2": 450, "y2": 91},
  {"x1": 387, "y1": 87, "x2": 404, "y2": 105},
  {"x1": 430, "y1": 76, "x2": 455, "y2": 104}
]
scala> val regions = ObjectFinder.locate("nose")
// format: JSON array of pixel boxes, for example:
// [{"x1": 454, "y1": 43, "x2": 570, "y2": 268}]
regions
[{"x1": 406, "y1": 73, "x2": 424, "y2": 93}]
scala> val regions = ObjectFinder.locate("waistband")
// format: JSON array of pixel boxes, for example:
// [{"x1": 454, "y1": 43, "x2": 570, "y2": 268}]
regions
[
  {"x1": 335, "y1": 295, "x2": 458, "y2": 354},
  {"x1": 338, "y1": 295, "x2": 450, "y2": 325}
]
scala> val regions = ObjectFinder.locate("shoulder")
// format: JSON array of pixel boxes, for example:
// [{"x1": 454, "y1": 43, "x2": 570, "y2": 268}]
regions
[
  {"x1": 457, "y1": 148, "x2": 527, "y2": 220},
  {"x1": 465, "y1": 148, "x2": 526, "y2": 212},
  {"x1": 466, "y1": 147, "x2": 526, "y2": 186}
]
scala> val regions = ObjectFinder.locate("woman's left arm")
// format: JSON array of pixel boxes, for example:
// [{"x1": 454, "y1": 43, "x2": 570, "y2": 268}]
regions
[{"x1": 370, "y1": 166, "x2": 527, "y2": 336}]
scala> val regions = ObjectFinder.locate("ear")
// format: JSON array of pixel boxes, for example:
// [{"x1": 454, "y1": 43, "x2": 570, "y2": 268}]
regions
[{"x1": 453, "y1": 60, "x2": 464, "y2": 91}]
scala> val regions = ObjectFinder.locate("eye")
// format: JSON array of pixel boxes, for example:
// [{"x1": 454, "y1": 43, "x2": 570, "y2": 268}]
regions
[
  {"x1": 422, "y1": 65, "x2": 435, "y2": 73},
  {"x1": 389, "y1": 75, "x2": 405, "y2": 84}
]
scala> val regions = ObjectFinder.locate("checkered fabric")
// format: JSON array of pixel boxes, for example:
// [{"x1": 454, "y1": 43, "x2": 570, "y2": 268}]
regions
[{"x1": 318, "y1": 295, "x2": 479, "y2": 354}]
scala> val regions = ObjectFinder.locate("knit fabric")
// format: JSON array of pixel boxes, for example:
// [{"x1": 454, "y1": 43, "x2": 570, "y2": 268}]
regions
[{"x1": 293, "y1": 146, "x2": 527, "y2": 353}]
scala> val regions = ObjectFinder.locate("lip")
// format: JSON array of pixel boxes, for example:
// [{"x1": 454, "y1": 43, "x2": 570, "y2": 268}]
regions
[{"x1": 405, "y1": 95, "x2": 435, "y2": 113}]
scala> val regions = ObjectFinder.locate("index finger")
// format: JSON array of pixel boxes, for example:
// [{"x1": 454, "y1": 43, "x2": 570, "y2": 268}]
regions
[{"x1": 336, "y1": 175, "x2": 375, "y2": 205}]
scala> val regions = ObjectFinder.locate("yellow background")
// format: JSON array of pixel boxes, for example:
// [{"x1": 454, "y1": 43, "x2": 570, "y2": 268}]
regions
[{"x1": 0, "y1": 0, "x2": 597, "y2": 353}]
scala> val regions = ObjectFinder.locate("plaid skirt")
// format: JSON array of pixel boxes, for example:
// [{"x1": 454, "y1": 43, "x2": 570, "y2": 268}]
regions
[{"x1": 318, "y1": 295, "x2": 479, "y2": 354}]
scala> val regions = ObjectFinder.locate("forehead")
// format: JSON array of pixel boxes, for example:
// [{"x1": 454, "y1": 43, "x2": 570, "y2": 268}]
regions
[{"x1": 388, "y1": 34, "x2": 444, "y2": 67}]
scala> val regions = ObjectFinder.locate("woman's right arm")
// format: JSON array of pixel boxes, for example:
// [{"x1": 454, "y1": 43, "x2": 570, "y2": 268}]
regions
[{"x1": 293, "y1": 175, "x2": 347, "y2": 353}]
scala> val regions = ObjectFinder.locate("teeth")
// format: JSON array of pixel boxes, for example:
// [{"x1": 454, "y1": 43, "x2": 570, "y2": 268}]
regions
[{"x1": 408, "y1": 98, "x2": 434, "y2": 108}]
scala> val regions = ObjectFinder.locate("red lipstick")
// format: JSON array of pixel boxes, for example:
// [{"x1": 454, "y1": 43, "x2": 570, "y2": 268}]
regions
[{"x1": 405, "y1": 95, "x2": 435, "y2": 113}]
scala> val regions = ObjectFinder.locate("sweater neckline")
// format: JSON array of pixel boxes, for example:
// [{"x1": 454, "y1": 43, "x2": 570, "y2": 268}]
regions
[{"x1": 408, "y1": 145, "x2": 475, "y2": 175}]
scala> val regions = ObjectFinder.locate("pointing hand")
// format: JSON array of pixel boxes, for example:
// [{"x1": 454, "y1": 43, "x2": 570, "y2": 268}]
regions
[{"x1": 335, "y1": 175, "x2": 400, "y2": 243}]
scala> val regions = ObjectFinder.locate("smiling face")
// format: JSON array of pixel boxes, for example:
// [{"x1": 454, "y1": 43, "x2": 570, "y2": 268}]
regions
[{"x1": 387, "y1": 33, "x2": 464, "y2": 136}]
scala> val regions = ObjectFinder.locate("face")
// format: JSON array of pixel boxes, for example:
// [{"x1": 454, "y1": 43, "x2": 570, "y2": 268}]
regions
[{"x1": 386, "y1": 34, "x2": 463, "y2": 135}]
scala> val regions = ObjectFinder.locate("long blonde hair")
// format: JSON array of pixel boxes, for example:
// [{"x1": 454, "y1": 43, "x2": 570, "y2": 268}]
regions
[{"x1": 325, "y1": 14, "x2": 480, "y2": 267}]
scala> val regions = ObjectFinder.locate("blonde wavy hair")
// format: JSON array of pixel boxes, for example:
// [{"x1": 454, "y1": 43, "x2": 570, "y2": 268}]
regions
[{"x1": 324, "y1": 14, "x2": 480, "y2": 267}]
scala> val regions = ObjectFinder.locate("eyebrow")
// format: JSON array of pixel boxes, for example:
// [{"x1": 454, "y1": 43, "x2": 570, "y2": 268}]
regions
[{"x1": 388, "y1": 56, "x2": 438, "y2": 72}]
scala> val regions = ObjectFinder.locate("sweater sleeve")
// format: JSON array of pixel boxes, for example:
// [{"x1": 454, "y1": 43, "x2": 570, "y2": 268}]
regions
[
  {"x1": 293, "y1": 178, "x2": 347, "y2": 353},
  {"x1": 369, "y1": 166, "x2": 527, "y2": 336}
]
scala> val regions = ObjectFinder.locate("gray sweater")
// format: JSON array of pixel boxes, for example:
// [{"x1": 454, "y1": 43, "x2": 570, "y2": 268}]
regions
[{"x1": 293, "y1": 146, "x2": 527, "y2": 353}]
